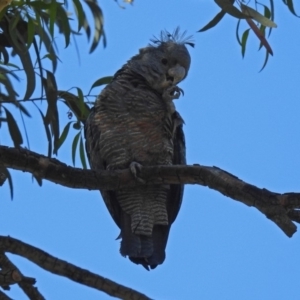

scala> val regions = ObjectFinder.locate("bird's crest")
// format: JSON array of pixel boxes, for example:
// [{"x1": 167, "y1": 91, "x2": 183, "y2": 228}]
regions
[{"x1": 150, "y1": 27, "x2": 195, "y2": 48}]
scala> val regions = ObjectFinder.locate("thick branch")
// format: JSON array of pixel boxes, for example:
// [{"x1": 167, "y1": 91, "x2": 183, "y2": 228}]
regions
[
  {"x1": 0, "y1": 146, "x2": 299, "y2": 237},
  {"x1": 0, "y1": 236, "x2": 151, "y2": 300}
]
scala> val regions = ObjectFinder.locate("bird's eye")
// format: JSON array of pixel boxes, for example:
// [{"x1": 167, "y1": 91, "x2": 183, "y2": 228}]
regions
[{"x1": 161, "y1": 58, "x2": 168, "y2": 65}]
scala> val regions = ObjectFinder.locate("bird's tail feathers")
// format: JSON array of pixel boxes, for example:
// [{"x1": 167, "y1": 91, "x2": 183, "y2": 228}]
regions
[{"x1": 120, "y1": 212, "x2": 170, "y2": 270}]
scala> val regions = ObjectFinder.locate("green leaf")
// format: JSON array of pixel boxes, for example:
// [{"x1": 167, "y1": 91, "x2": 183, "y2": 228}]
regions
[
  {"x1": 79, "y1": 135, "x2": 87, "y2": 169},
  {"x1": 283, "y1": 0, "x2": 300, "y2": 18},
  {"x1": 12, "y1": 31, "x2": 35, "y2": 100},
  {"x1": 8, "y1": 13, "x2": 21, "y2": 50},
  {"x1": 8, "y1": 17, "x2": 36, "y2": 100},
  {"x1": 49, "y1": 0, "x2": 58, "y2": 38},
  {"x1": 1, "y1": 62, "x2": 19, "y2": 70},
  {"x1": 246, "y1": 18, "x2": 273, "y2": 56},
  {"x1": 76, "y1": 87, "x2": 90, "y2": 120},
  {"x1": 258, "y1": 23, "x2": 267, "y2": 51},
  {"x1": 4, "y1": 107, "x2": 23, "y2": 147},
  {"x1": 76, "y1": 87, "x2": 84, "y2": 104},
  {"x1": 54, "y1": 121, "x2": 72, "y2": 153},
  {"x1": 89, "y1": 76, "x2": 113, "y2": 93},
  {"x1": 241, "y1": 29, "x2": 250, "y2": 58},
  {"x1": 0, "y1": 67, "x2": 18, "y2": 102},
  {"x1": 258, "y1": 3, "x2": 273, "y2": 37},
  {"x1": 264, "y1": 5, "x2": 272, "y2": 20},
  {"x1": 235, "y1": 19, "x2": 242, "y2": 46},
  {"x1": 58, "y1": 91, "x2": 79, "y2": 114},
  {"x1": 37, "y1": 107, "x2": 52, "y2": 157},
  {"x1": 0, "y1": 4, "x2": 8, "y2": 20},
  {"x1": 43, "y1": 70, "x2": 59, "y2": 153},
  {"x1": 241, "y1": 4, "x2": 277, "y2": 27},
  {"x1": 26, "y1": 17, "x2": 36, "y2": 48},
  {"x1": 214, "y1": 0, "x2": 247, "y2": 19},
  {"x1": 82, "y1": 14, "x2": 91, "y2": 41},
  {"x1": 84, "y1": 0, "x2": 105, "y2": 52},
  {"x1": 29, "y1": 1, "x2": 52, "y2": 10},
  {"x1": 19, "y1": 103, "x2": 31, "y2": 118},
  {"x1": 56, "y1": 3, "x2": 71, "y2": 47},
  {"x1": 198, "y1": 10, "x2": 226, "y2": 32},
  {"x1": 58, "y1": 90, "x2": 90, "y2": 123},
  {"x1": 72, "y1": 0, "x2": 85, "y2": 31},
  {"x1": 259, "y1": 50, "x2": 270, "y2": 72},
  {"x1": 269, "y1": 0, "x2": 275, "y2": 21},
  {"x1": 72, "y1": 131, "x2": 81, "y2": 166},
  {"x1": 34, "y1": 13, "x2": 58, "y2": 72}
]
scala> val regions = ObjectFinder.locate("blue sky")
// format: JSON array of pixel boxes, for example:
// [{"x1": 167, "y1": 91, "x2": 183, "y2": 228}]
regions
[{"x1": 1, "y1": 1, "x2": 300, "y2": 299}]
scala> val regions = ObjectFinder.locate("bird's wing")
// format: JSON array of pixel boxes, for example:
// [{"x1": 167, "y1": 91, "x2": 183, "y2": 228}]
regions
[
  {"x1": 168, "y1": 111, "x2": 186, "y2": 224},
  {"x1": 84, "y1": 107, "x2": 122, "y2": 228}
]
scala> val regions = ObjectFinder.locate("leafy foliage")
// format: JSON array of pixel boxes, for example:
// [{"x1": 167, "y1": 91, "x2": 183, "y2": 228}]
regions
[
  {"x1": 199, "y1": 0, "x2": 299, "y2": 70},
  {"x1": 0, "y1": 0, "x2": 114, "y2": 197},
  {"x1": 0, "y1": 1, "x2": 108, "y2": 154}
]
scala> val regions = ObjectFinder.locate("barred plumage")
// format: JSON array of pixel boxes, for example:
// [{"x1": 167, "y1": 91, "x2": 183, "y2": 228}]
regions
[{"x1": 85, "y1": 29, "x2": 191, "y2": 270}]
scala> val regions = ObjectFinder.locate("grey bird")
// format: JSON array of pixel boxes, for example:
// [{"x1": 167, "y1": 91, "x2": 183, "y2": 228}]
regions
[{"x1": 85, "y1": 29, "x2": 193, "y2": 270}]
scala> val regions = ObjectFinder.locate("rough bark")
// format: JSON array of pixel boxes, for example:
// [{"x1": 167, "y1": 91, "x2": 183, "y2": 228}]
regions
[
  {"x1": 0, "y1": 146, "x2": 299, "y2": 237},
  {"x1": 0, "y1": 252, "x2": 45, "y2": 300},
  {"x1": 0, "y1": 236, "x2": 151, "y2": 300}
]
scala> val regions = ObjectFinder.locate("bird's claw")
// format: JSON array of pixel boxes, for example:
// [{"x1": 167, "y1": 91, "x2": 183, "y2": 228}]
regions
[
  {"x1": 163, "y1": 86, "x2": 184, "y2": 101},
  {"x1": 130, "y1": 162, "x2": 145, "y2": 184}
]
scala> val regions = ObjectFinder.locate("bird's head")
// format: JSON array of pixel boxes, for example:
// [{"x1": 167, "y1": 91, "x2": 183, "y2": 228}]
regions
[{"x1": 128, "y1": 28, "x2": 194, "y2": 94}]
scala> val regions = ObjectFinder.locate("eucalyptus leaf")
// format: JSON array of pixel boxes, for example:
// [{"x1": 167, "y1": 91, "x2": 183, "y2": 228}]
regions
[
  {"x1": 241, "y1": 29, "x2": 250, "y2": 57},
  {"x1": 214, "y1": 0, "x2": 247, "y2": 19},
  {"x1": 8, "y1": 16, "x2": 36, "y2": 100},
  {"x1": 79, "y1": 135, "x2": 87, "y2": 169},
  {"x1": 246, "y1": 18, "x2": 273, "y2": 55},
  {"x1": 56, "y1": 3, "x2": 71, "y2": 47},
  {"x1": 4, "y1": 107, "x2": 23, "y2": 147},
  {"x1": 241, "y1": 4, "x2": 277, "y2": 27},
  {"x1": 37, "y1": 107, "x2": 52, "y2": 157},
  {"x1": 58, "y1": 90, "x2": 90, "y2": 123},
  {"x1": 54, "y1": 121, "x2": 72, "y2": 153},
  {"x1": 198, "y1": 10, "x2": 226, "y2": 32},
  {"x1": 72, "y1": 0, "x2": 85, "y2": 31},
  {"x1": 283, "y1": 0, "x2": 300, "y2": 18},
  {"x1": 89, "y1": 76, "x2": 113, "y2": 93},
  {"x1": 72, "y1": 131, "x2": 81, "y2": 166},
  {"x1": 84, "y1": 0, "x2": 105, "y2": 52},
  {"x1": 43, "y1": 71, "x2": 59, "y2": 153}
]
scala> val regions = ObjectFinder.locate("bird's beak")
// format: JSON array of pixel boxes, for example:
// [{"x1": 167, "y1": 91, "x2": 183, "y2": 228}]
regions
[{"x1": 167, "y1": 65, "x2": 186, "y2": 85}]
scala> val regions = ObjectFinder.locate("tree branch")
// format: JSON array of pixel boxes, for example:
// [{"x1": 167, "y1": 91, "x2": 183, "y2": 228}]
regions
[
  {"x1": 0, "y1": 290, "x2": 13, "y2": 300},
  {"x1": 0, "y1": 146, "x2": 299, "y2": 237},
  {"x1": 0, "y1": 252, "x2": 45, "y2": 300},
  {"x1": 0, "y1": 236, "x2": 151, "y2": 300}
]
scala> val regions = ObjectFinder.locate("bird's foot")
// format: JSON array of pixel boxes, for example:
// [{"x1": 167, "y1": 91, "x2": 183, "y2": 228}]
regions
[
  {"x1": 162, "y1": 86, "x2": 184, "y2": 101},
  {"x1": 130, "y1": 162, "x2": 145, "y2": 184}
]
